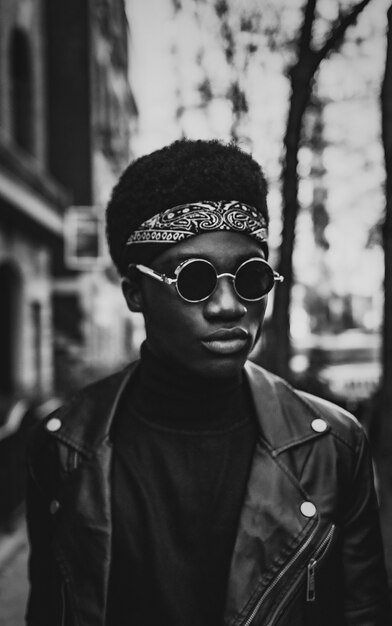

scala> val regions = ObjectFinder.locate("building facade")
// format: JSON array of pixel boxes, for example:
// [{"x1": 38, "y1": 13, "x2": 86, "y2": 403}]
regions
[
  {"x1": 0, "y1": 0, "x2": 68, "y2": 399},
  {"x1": 0, "y1": 0, "x2": 139, "y2": 402}
]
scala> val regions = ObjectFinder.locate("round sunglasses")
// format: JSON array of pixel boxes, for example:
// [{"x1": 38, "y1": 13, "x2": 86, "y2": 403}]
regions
[{"x1": 131, "y1": 257, "x2": 283, "y2": 303}]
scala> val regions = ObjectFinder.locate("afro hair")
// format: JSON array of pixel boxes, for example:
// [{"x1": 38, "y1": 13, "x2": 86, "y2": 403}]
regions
[{"x1": 106, "y1": 138, "x2": 269, "y2": 275}]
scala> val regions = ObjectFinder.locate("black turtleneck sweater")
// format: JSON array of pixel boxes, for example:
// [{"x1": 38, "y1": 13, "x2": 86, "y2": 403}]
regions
[{"x1": 106, "y1": 344, "x2": 258, "y2": 626}]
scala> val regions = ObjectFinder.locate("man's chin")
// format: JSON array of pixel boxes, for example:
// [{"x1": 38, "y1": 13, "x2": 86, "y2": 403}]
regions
[{"x1": 193, "y1": 354, "x2": 249, "y2": 379}]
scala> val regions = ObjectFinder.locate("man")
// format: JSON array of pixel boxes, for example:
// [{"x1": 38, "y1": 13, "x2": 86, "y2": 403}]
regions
[{"x1": 26, "y1": 139, "x2": 391, "y2": 625}]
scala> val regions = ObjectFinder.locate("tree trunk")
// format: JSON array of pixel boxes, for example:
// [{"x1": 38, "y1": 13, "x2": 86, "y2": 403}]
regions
[
  {"x1": 264, "y1": 0, "x2": 372, "y2": 380},
  {"x1": 267, "y1": 65, "x2": 314, "y2": 379},
  {"x1": 375, "y1": 2, "x2": 392, "y2": 590}
]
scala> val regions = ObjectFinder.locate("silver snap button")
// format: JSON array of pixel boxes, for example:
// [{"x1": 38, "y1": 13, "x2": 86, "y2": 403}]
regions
[
  {"x1": 311, "y1": 418, "x2": 327, "y2": 433},
  {"x1": 49, "y1": 500, "x2": 61, "y2": 514},
  {"x1": 300, "y1": 501, "x2": 317, "y2": 518},
  {"x1": 46, "y1": 417, "x2": 62, "y2": 432}
]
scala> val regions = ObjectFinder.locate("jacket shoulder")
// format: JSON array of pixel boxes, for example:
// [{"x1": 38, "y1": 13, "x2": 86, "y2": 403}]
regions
[
  {"x1": 297, "y1": 390, "x2": 364, "y2": 449},
  {"x1": 246, "y1": 360, "x2": 364, "y2": 452},
  {"x1": 51, "y1": 365, "x2": 134, "y2": 422},
  {"x1": 30, "y1": 367, "x2": 125, "y2": 435},
  {"x1": 30, "y1": 362, "x2": 138, "y2": 460}
]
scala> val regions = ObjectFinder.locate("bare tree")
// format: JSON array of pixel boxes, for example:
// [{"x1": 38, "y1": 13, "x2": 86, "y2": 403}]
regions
[
  {"x1": 267, "y1": 0, "x2": 372, "y2": 379},
  {"x1": 170, "y1": 0, "x2": 373, "y2": 379}
]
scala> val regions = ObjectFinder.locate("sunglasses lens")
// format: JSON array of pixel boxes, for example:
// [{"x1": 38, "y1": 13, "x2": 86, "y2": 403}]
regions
[
  {"x1": 177, "y1": 260, "x2": 217, "y2": 301},
  {"x1": 235, "y1": 259, "x2": 274, "y2": 300}
]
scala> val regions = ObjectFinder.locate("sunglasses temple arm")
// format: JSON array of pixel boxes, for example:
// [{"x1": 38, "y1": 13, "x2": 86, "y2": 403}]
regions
[
  {"x1": 274, "y1": 271, "x2": 284, "y2": 283},
  {"x1": 134, "y1": 264, "x2": 176, "y2": 285}
]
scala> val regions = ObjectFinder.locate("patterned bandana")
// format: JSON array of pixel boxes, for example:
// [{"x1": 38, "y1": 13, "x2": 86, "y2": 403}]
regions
[{"x1": 126, "y1": 200, "x2": 268, "y2": 247}]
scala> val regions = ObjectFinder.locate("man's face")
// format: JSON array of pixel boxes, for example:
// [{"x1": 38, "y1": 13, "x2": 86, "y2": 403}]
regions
[{"x1": 125, "y1": 231, "x2": 268, "y2": 378}]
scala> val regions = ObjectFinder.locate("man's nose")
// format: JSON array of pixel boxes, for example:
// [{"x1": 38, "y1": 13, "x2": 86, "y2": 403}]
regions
[{"x1": 203, "y1": 276, "x2": 247, "y2": 320}]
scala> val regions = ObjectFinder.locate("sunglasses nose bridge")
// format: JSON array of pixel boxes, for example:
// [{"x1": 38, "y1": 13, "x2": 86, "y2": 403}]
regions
[
  {"x1": 206, "y1": 272, "x2": 245, "y2": 312},
  {"x1": 215, "y1": 271, "x2": 236, "y2": 285},
  {"x1": 214, "y1": 272, "x2": 238, "y2": 298}
]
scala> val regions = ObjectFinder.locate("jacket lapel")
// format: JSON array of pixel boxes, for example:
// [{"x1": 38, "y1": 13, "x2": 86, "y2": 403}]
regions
[
  {"x1": 223, "y1": 363, "x2": 325, "y2": 625},
  {"x1": 224, "y1": 443, "x2": 319, "y2": 625},
  {"x1": 52, "y1": 437, "x2": 114, "y2": 625},
  {"x1": 48, "y1": 365, "x2": 136, "y2": 626}
]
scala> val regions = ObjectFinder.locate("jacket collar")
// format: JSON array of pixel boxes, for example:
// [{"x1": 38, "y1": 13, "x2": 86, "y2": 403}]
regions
[{"x1": 47, "y1": 360, "x2": 329, "y2": 456}]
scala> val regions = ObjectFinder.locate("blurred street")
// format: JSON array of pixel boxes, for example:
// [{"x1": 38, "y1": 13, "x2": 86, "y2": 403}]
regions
[{"x1": 0, "y1": 519, "x2": 29, "y2": 626}]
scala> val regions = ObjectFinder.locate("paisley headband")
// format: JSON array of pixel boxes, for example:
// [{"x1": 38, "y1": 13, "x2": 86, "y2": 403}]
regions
[{"x1": 126, "y1": 200, "x2": 268, "y2": 247}]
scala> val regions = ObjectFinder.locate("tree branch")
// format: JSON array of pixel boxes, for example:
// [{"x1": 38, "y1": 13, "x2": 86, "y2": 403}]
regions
[
  {"x1": 298, "y1": 0, "x2": 317, "y2": 56},
  {"x1": 316, "y1": 0, "x2": 372, "y2": 63}
]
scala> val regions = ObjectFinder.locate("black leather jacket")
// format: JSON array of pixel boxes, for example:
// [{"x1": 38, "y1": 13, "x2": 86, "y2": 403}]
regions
[{"x1": 26, "y1": 361, "x2": 391, "y2": 625}]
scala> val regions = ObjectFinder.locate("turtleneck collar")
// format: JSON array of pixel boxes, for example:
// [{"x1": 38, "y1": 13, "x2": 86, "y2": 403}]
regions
[{"x1": 126, "y1": 342, "x2": 248, "y2": 432}]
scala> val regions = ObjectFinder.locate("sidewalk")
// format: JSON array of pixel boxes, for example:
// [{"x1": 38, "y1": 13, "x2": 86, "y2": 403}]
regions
[{"x1": 0, "y1": 517, "x2": 29, "y2": 626}]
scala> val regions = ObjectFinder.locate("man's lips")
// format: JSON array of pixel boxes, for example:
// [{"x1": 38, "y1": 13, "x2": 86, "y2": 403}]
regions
[
  {"x1": 201, "y1": 328, "x2": 250, "y2": 355},
  {"x1": 203, "y1": 328, "x2": 249, "y2": 341}
]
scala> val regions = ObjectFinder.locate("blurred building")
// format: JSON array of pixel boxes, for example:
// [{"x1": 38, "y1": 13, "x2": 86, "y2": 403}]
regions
[{"x1": 0, "y1": 0, "x2": 139, "y2": 402}]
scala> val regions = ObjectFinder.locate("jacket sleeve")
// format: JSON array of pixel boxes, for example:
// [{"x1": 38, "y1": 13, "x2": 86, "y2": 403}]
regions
[
  {"x1": 25, "y1": 426, "x2": 63, "y2": 626},
  {"x1": 341, "y1": 427, "x2": 392, "y2": 625}
]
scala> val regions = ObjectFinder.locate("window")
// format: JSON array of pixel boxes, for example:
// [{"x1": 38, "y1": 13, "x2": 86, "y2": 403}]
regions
[{"x1": 9, "y1": 28, "x2": 34, "y2": 153}]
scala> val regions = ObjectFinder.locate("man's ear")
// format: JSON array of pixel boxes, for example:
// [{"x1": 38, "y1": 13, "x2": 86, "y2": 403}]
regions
[{"x1": 121, "y1": 273, "x2": 144, "y2": 313}]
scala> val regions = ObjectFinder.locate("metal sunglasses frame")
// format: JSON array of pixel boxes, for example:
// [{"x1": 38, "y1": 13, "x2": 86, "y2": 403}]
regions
[{"x1": 130, "y1": 257, "x2": 284, "y2": 303}]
